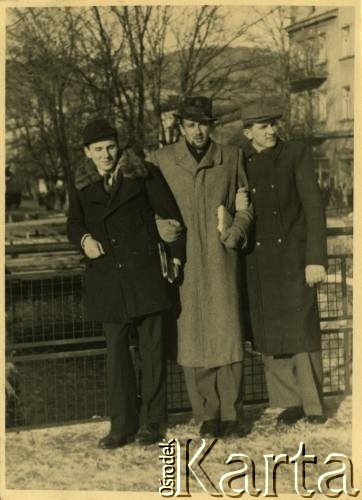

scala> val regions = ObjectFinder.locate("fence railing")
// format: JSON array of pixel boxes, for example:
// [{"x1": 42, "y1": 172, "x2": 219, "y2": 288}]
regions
[{"x1": 5, "y1": 227, "x2": 353, "y2": 429}]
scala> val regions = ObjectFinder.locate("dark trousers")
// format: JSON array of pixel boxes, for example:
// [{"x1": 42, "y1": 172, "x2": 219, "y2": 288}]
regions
[{"x1": 103, "y1": 313, "x2": 166, "y2": 438}]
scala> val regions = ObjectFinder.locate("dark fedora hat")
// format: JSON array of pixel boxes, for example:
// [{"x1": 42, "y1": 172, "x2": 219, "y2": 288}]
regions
[
  {"x1": 241, "y1": 101, "x2": 282, "y2": 128},
  {"x1": 83, "y1": 118, "x2": 118, "y2": 146},
  {"x1": 174, "y1": 96, "x2": 216, "y2": 122}
]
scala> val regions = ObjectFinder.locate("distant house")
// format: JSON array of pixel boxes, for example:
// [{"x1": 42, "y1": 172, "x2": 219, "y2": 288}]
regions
[{"x1": 286, "y1": 7, "x2": 354, "y2": 196}]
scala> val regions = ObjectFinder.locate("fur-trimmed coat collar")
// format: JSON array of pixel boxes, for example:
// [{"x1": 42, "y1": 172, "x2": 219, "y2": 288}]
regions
[{"x1": 74, "y1": 147, "x2": 149, "y2": 190}]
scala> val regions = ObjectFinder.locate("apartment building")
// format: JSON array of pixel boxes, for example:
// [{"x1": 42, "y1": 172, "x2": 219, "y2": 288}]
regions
[{"x1": 287, "y1": 7, "x2": 354, "y2": 199}]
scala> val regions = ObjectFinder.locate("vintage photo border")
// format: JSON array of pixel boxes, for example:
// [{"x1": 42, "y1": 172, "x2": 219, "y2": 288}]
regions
[{"x1": 0, "y1": 0, "x2": 361, "y2": 498}]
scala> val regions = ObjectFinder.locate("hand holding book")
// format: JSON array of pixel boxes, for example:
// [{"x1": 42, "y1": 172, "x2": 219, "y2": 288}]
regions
[{"x1": 158, "y1": 242, "x2": 182, "y2": 283}]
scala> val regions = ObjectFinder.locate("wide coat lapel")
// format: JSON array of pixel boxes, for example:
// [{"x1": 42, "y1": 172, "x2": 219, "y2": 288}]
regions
[
  {"x1": 197, "y1": 141, "x2": 222, "y2": 172},
  {"x1": 174, "y1": 139, "x2": 196, "y2": 175},
  {"x1": 84, "y1": 179, "x2": 109, "y2": 206},
  {"x1": 174, "y1": 138, "x2": 222, "y2": 175},
  {"x1": 104, "y1": 173, "x2": 143, "y2": 218}
]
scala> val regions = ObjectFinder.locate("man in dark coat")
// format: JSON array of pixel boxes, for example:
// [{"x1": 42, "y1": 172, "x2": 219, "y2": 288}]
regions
[
  {"x1": 67, "y1": 118, "x2": 185, "y2": 448},
  {"x1": 240, "y1": 103, "x2": 328, "y2": 426}
]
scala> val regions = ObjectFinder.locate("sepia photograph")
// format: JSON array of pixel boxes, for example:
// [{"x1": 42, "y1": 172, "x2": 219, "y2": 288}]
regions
[{"x1": 3, "y1": 2, "x2": 360, "y2": 498}]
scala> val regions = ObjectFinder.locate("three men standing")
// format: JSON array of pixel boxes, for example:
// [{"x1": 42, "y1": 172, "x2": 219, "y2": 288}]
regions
[
  {"x1": 241, "y1": 103, "x2": 328, "y2": 425},
  {"x1": 68, "y1": 96, "x2": 329, "y2": 448},
  {"x1": 150, "y1": 97, "x2": 253, "y2": 438}
]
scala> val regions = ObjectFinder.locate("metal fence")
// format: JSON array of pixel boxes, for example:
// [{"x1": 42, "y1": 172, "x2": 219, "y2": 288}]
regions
[{"x1": 5, "y1": 230, "x2": 352, "y2": 428}]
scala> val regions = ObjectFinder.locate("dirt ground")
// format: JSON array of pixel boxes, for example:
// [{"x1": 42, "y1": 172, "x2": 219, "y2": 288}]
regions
[{"x1": 5, "y1": 395, "x2": 352, "y2": 494}]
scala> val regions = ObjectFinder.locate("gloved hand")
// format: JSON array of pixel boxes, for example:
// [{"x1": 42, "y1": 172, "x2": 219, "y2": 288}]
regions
[
  {"x1": 155, "y1": 216, "x2": 183, "y2": 243},
  {"x1": 220, "y1": 226, "x2": 245, "y2": 249},
  {"x1": 83, "y1": 236, "x2": 105, "y2": 259},
  {"x1": 305, "y1": 265, "x2": 326, "y2": 287},
  {"x1": 235, "y1": 187, "x2": 249, "y2": 211}
]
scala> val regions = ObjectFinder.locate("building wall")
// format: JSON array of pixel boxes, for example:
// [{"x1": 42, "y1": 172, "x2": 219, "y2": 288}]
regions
[{"x1": 287, "y1": 7, "x2": 354, "y2": 201}]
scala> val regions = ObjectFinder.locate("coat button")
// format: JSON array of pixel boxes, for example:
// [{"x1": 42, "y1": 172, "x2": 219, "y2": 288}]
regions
[
  {"x1": 116, "y1": 263, "x2": 123, "y2": 269},
  {"x1": 277, "y1": 238, "x2": 282, "y2": 244},
  {"x1": 111, "y1": 238, "x2": 117, "y2": 245},
  {"x1": 256, "y1": 241, "x2": 261, "y2": 247},
  {"x1": 251, "y1": 188, "x2": 256, "y2": 193},
  {"x1": 273, "y1": 210, "x2": 278, "y2": 216},
  {"x1": 270, "y1": 184, "x2": 275, "y2": 189}
]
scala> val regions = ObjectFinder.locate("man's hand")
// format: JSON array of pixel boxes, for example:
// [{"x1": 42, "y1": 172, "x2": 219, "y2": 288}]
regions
[
  {"x1": 83, "y1": 236, "x2": 105, "y2": 259},
  {"x1": 235, "y1": 188, "x2": 249, "y2": 211},
  {"x1": 305, "y1": 265, "x2": 326, "y2": 287},
  {"x1": 155, "y1": 216, "x2": 182, "y2": 243},
  {"x1": 220, "y1": 226, "x2": 245, "y2": 249}
]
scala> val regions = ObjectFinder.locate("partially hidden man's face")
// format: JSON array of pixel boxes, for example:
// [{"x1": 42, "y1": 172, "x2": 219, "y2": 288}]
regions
[
  {"x1": 243, "y1": 121, "x2": 278, "y2": 152},
  {"x1": 180, "y1": 119, "x2": 211, "y2": 150},
  {"x1": 84, "y1": 138, "x2": 119, "y2": 175}
]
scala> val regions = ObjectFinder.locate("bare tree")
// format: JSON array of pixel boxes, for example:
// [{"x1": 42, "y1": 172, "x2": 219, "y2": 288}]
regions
[
  {"x1": 6, "y1": 4, "x2": 293, "y2": 170},
  {"x1": 70, "y1": 6, "x2": 171, "y2": 148},
  {"x1": 171, "y1": 6, "x2": 280, "y2": 99},
  {"x1": 6, "y1": 8, "x2": 85, "y2": 190}
]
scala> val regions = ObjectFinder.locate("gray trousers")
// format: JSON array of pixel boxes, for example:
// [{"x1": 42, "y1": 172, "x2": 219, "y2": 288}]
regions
[
  {"x1": 263, "y1": 351, "x2": 324, "y2": 416},
  {"x1": 183, "y1": 362, "x2": 243, "y2": 423}
]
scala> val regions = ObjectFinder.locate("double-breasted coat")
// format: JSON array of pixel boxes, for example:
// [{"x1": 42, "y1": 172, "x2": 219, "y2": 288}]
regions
[
  {"x1": 149, "y1": 138, "x2": 253, "y2": 368},
  {"x1": 67, "y1": 159, "x2": 185, "y2": 324},
  {"x1": 243, "y1": 139, "x2": 328, "y2": 356}
]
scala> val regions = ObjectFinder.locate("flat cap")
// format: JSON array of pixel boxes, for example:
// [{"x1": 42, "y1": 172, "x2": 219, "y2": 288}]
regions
[{"x1": 241, "y1": 102, "x2": 282, "y2": 128}]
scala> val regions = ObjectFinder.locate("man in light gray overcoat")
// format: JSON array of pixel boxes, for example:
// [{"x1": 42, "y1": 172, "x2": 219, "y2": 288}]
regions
[{"x1": 150, "y1": 96, "x2": 253, "y2": 438}]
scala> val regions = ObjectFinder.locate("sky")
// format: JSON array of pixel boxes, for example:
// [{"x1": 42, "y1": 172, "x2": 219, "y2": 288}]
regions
[{"x1": 6, "y1": 5, "x2": 289, "y2": 51}]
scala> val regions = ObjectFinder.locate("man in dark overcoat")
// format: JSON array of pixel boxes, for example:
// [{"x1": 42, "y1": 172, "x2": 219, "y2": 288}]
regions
[
  {"x1": 67, "y1": 118, "x2": 185, "y2": 448},
  {"x1": 240, "y1": 103, "x2": 328, "y2": 426}
]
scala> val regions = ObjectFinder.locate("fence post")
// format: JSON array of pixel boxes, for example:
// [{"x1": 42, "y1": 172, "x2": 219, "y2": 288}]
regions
[
  {"x1": 343, "y1": 330, "x2": 352, "y2": 395},
  {"x1": 341, "y1": 257, "x2": 352, "y2": 395},
  {"x1": 340, "y1": 257, "x2": 348, "y2": 318}
]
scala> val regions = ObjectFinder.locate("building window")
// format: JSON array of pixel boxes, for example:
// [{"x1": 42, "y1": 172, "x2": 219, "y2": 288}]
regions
[
  {"x1": 317, "y1": 33, "x2": 326, "y2": 63},
  {"x1": 290, "y1": 93, "x2": 304, "y2": 125},
  {"x1": 316, "y1": 158, "x2": 330, "y2": 183},
  {"x1": 311, "y1": 91, "x2": 319, "y2": 122},
  {"x1": 297, "y1": 93, "x2": 306, "y2": 122},
  {"x1": 341, "y1": 86, "x2": 352, "y2": 120},
  {"x1": 311, "y1": 90, "x2": 326, "y2": 123},
  {"x1": 290, "y1": 94, "x2": 298, "y2": 124},
  {"x1": 305, "y1": 39, "x2": 315, "y2": 72},
  {"x1": 296, "y1": 44, "x2": 306, "y2": 70},
  {"x1": 341, "y1": 25, "x2": 352, "y2": 57},
  {"x1": 290, "y1": 44, "x2": 300, "y2": 71},
  {"x1": 319, "y1": 92, "x2": 327, "y2": 122}
]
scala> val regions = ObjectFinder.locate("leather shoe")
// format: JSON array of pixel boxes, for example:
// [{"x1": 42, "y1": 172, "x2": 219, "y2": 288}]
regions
[
  {"x1": 306, "y1": 415, "x2": 327, "y2": 424},
  {"x1": 135, "y1": 424, "x2": 163, "y2": 445},
  {"x1": 98, "y1": 434, "x2": 129, "y2": 449},
  {"x1": 221, "y1": 420, "x2": 244, "y2": 438},
  {"x1": 277, "y1": 406, "x2": 305, "y2": 426},
  {"x1": 199, "y1": 419, "x2": 220, "y2": 438}
]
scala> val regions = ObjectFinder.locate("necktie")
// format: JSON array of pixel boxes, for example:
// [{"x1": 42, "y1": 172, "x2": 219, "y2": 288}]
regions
[{"x1": 103, "y1": 172, "x2": 112, "y2": 193}]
